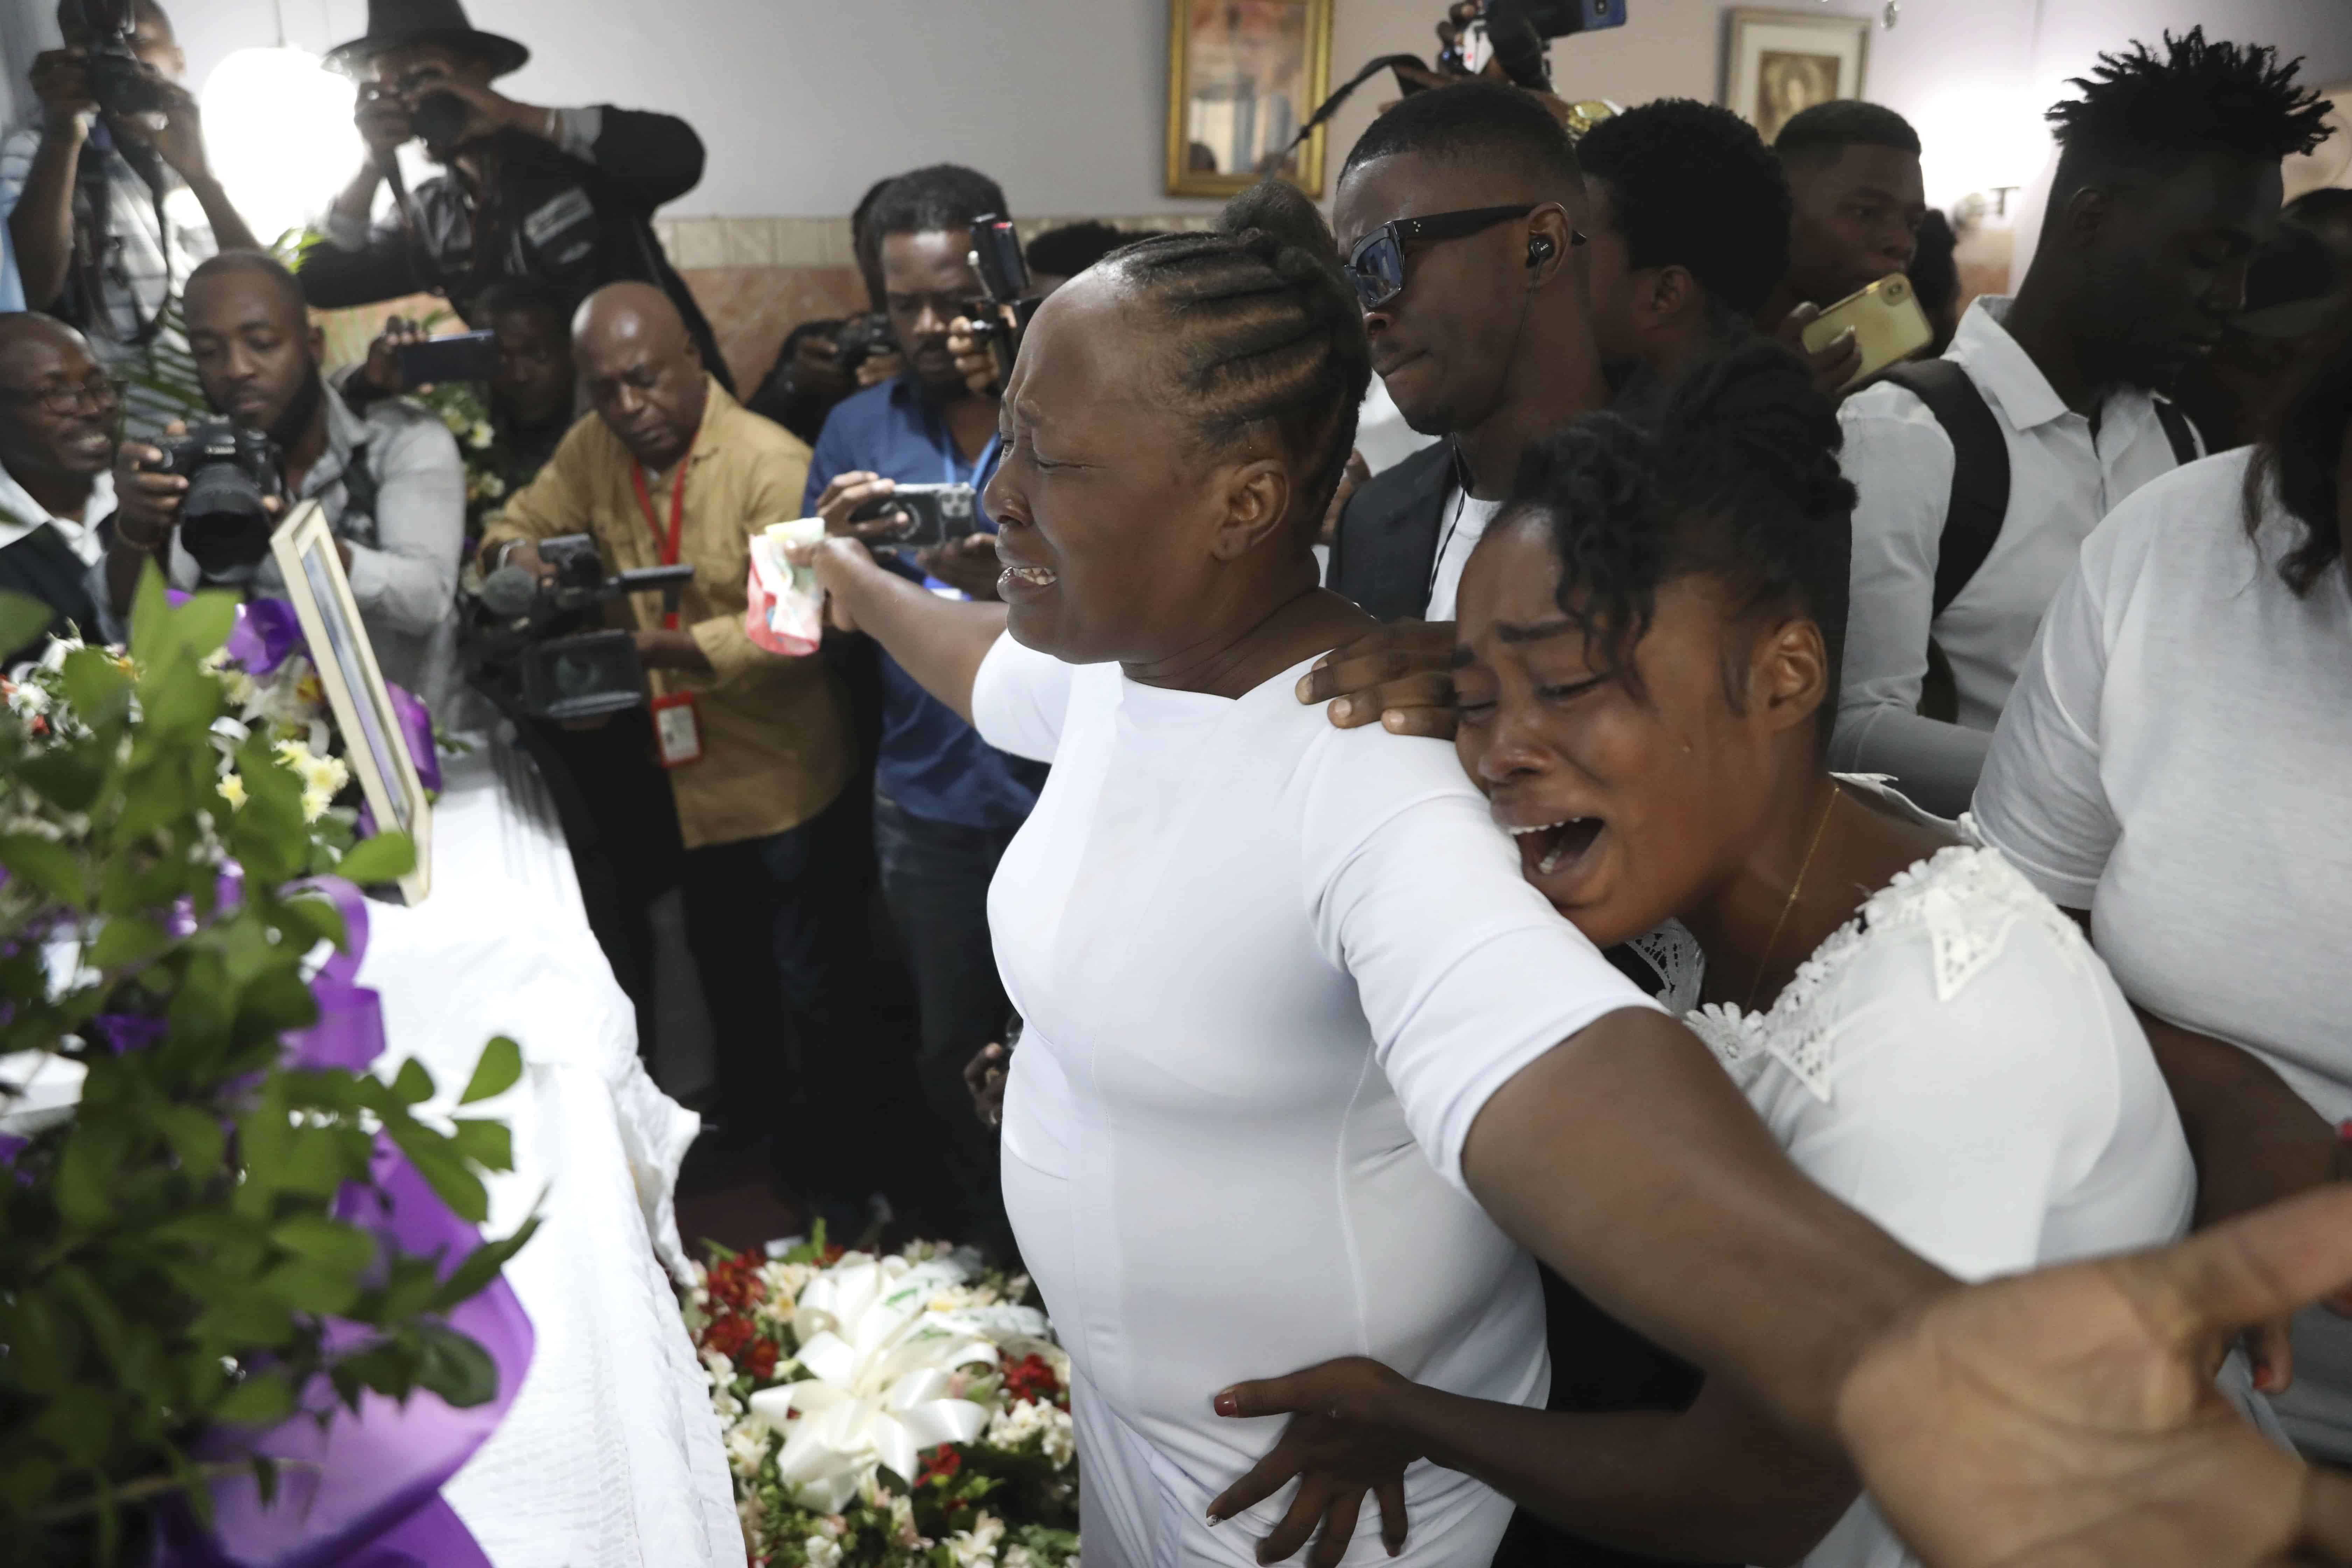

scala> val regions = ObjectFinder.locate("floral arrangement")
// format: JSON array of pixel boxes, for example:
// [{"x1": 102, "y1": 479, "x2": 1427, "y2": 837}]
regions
[
  {"x1": 412, "y1": 371, "x2": 516, "y2": 549},
  {"x1": 0, "y1": 575, "x2": 529, "y2": 1565},
  {"x1": 4, "y1": 597, "x2": 442, "y2": 878},
  {"x1": 685, "y1": 1235, "x2": 1080, "y2": 1568}
]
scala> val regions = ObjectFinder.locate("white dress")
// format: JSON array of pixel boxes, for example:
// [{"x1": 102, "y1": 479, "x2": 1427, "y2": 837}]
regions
[
  {"x1": 1976, "y1": 447, "x2": 2352, "y2": 1460},
  {"x1": 1674, "y1": 789, "x2": 2196, "y2": 1568},
  {"x1": 969, "y1": 632, "x2": 1658, "y2": 1567}
]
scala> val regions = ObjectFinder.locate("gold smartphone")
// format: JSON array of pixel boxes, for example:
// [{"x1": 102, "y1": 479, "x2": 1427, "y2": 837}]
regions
[{"x1": 1801, "y1": 273, "x2": 1934, "y2": 391}]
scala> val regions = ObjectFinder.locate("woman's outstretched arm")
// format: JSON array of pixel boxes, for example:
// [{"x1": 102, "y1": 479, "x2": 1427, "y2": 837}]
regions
[{"x1": 805, "y1": 536, "x2": 1006, "y2": 724}]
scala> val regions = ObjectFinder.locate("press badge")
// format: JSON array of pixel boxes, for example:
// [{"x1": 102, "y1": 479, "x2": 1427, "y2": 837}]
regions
[{"x1": 651, "y1": 691, "x2": 703, "y2": 768}]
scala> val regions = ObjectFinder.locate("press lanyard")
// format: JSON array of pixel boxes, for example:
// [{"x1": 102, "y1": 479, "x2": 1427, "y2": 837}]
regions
[{"x1": 629, "y1": 433, "x2": 695, "y2": 629}]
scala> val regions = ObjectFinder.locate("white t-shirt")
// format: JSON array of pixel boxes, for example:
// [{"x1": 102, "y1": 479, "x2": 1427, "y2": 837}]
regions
[
  {"x1": 1975, "y1": 447, "x2": 2352, "y2": 1125},
  {"x1": 1676, "y1": 791, "x2": 2194, "y2": 1568},
  {"x1": 971, "y1": 631, "x2": 1656, "y2": 1567},
  {"x1": 1830, "y1": 296, "x2": 2196, "y2": 816},
  {"x1": 1423, "y1": 486, "x2": 1505, "y2": 622}
]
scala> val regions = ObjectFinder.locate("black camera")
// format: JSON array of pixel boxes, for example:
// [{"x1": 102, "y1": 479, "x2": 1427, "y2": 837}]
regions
[
  {"x1": 963, "y1": 214, "x2": 1042, "y2": 396},
  {"x1": 848, "y1": 483, "x2": 980, "y2": 550},
  {"x1": 149, "y1": 422, "x2": 285, "y2": 578},
  {"x1": 833, "y1": 312, "x2": 899, "y2": 379},
  {"x1": 409, "y1": 90, "x2": 472, "y2": 148},
  {"x1": 1435, "y1": 0, "x2": 1628, "y2": 88},
  {"x1": 465, "y1": 534, "x2": 696, "y2": 723},
  {"x1": 77, "y1": 0, "x2": 169, "y2": 118}
]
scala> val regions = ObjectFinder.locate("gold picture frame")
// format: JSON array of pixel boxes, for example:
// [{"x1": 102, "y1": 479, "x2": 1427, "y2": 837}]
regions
[
  {"x1": 269, "y1": 499, "x2": 433, "y2": 905},
  {"x1": 1725, "y1": 8, "x2": 1871, "y2": 147},
  {"x1": 1166, "y1": 0, "x2": 1334, "y2": 199}
]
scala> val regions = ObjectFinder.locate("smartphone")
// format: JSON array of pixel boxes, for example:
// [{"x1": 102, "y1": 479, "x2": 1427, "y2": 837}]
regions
[
  {"x1": 396, "y1": 329, "x2": 500, "y2": 386},
  {"x1": 848, "y1": 483, "x2": 980, "y2": 550},
  {"x1": 1802, "y1": 274, "x2": 1934, "y2": 391}
]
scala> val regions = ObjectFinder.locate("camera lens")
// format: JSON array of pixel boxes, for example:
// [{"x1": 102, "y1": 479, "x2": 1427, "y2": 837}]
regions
[
  {"x1": 411, "y1": 91, "x2": 471, "y2": 146},
  {"x1": 179, "y1": 463, "x2": 275, "y2": 576}
]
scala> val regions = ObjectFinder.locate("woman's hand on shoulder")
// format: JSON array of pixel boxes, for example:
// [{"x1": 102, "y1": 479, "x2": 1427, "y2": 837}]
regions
[
  {"x1": 1296, "y1": 621, "x2": 1457, "y2": 740},
  {"x1": 1209, "y1": 1356, "x2": 1420, "y2": 1563}
]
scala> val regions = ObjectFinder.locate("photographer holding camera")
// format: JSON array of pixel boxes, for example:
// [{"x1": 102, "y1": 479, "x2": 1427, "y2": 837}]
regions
[
  {"x1": 297, "y1": 0, "x2": 729, "y2": 391},
  {"x1": 1, "y1": 1, "x2": 259, "y2": 441},
  {"x1": 93, "y1": 252, "x2": 467, "y2": 710},
  {"x1": 478, "y1": 282, "x2": 872, "y2": 1225}
]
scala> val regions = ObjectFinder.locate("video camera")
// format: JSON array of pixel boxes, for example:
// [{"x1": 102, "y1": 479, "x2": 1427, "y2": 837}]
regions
[
  {"x1": 143, "y1": 422, "x2": 287, "y2": 580},
  {"x1": 963, "y1": 215, "x2": 1042, "y2": 397},
  {"x1": 833, "y1": 311, "x2": 900, "y2": 380},
  {"x1": 465, "y1": 535, "x2": 695, "y2": 723},
  {"x1": 1437, "y1": 0, "x2": 1627, "y2": 89},
  {"x1": 76, "y1": 0, "x2": 170, "y2": 118}
]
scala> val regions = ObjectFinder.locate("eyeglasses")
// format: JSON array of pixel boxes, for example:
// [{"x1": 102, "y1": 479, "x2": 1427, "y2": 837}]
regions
[
  {"x1": 1343, "y1": 204, "x2": 1586, "y2": 310},
  {"x1": 0, "y1": 374, "x2": 124, "y2": 418}
]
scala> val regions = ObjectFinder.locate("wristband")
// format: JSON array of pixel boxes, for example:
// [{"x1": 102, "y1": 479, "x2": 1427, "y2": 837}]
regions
[{"x1": 115, "y1": 513, "x2": 171, "y2": 552}]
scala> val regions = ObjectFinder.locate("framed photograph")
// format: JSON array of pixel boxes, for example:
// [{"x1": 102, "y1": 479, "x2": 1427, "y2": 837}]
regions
[
  {"x1": 1166, "y1": 0, "x2": 1334, "y2": 199},
  {"x1": 269, "y1": 500, "x2": 433, "y2": 905},
  {"x1": 1725, "y1": 8, "x2": 1871, "y2": 146}
]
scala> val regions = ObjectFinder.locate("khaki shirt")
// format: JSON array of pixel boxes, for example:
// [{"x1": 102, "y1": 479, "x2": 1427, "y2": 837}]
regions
[{"x1": 481, "y1": 380, "x2": 848, "y2": 849}]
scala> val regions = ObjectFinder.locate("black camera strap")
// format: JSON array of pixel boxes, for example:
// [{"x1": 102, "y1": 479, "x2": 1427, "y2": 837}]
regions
[{"x1": 68, "y1": 131, "x2": 173, "y2": 349}]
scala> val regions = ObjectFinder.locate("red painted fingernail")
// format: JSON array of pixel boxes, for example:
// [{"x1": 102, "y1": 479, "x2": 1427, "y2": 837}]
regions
[
  {"x1": 1213, "y1": 1390, "x2": 1239, "y2": 1416},
  {"x1": 2254, "y1": 1363, "x2": 2275, "y2": 1391}
]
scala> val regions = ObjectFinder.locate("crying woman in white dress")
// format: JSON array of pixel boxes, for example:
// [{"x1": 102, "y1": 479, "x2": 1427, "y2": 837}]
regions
[{"x1": 1210, "y1": 344, "x2": 2202, "y2": 1568}]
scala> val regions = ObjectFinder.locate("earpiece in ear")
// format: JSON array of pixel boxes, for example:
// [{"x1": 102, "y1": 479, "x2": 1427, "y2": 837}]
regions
[{"x1": 1526, "y1": 236, "x2": 1557, "y2": 266}]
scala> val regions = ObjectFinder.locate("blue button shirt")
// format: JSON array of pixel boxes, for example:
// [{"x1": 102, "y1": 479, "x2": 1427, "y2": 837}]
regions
[{"x1": 803, "y1": 376, "x2": 1046, "y2": 829}]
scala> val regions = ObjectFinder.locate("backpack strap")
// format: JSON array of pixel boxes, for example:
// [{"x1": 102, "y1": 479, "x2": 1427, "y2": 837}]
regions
[
  {"x1": 2153, "y1": 398, "x2": 2202, "y2": 467},
  {"x1": 1878, "y1": 360, "x2": 2011, "y2": 724}
]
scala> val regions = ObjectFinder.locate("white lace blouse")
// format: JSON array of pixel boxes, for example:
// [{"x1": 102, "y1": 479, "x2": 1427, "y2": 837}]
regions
[{"x1": 1662, "y1": 792, "x2": 2196, "y2": 1568}]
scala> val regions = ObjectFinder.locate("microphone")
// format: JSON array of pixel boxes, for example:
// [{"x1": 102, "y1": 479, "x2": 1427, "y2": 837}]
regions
[{"x1": 478, "y1": 563, "x2": 541, "y2": 618}]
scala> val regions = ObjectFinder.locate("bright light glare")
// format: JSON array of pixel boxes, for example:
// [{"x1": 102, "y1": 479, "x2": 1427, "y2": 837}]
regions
[
  {"x1": 201, "y1": 48, "x2": 363, "y2": 248},
  {"x1": 1914, "y1": 88, "x2": 2052, "y2": 214}
]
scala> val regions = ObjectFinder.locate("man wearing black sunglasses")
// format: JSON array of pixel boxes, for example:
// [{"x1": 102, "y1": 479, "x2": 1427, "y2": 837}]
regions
[
  {"x1": 1307, "y1": 82, "x2": 1611, "y2": 737},
  {"x1": 0, "y1": 313, "x2": 120, "y2": 662}
]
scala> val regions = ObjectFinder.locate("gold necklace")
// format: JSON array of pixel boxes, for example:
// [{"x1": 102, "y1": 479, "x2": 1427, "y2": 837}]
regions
[{"x1": 1746, "y1": 786, "x2": 1840, "y2": 1013}]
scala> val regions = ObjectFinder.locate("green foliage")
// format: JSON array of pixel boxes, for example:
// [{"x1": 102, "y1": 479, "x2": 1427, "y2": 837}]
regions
[{"x1": 0, "y1": 573, "x2": 529, "y2": 1563}]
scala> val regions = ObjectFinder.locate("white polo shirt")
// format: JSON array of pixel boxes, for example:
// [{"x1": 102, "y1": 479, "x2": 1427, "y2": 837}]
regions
[{"x1": 1828, "y1": 295, "x2": 2197, "y2": 816}]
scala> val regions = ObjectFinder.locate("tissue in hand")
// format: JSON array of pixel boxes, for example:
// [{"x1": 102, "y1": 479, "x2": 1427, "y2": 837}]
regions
[{"x1": 746, "y1": 518, "x2": 830, "y2": 657}]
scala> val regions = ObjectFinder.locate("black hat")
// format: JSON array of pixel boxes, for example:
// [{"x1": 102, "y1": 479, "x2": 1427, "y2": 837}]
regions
[{"x1": 325, "y1": 0, "x2": 529, "y2": 80}]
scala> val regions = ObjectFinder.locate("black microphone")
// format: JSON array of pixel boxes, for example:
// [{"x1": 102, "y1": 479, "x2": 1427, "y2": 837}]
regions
[{"x1": 479, "y1": 564, "x2": 540, "y2": 618}]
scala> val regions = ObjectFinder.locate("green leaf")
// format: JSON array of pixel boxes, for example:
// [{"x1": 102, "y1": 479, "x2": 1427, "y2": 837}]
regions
[
  {"x1": 389, "y1": 1057, "x2": 435, "y2": 1106},
  {"x1": 385, "y1": 1118, "x2": 488, "y2": 1223},
  {"x1": 458, "y1": 1037, "x2": 522, "y2": 1105},
  {"x1": 58, "y1": 644, "x2": 132, "y2": 721},
  {"x1": 0, "y1": 588, "x2": 55, "y2": 657},
  {"x1": 335, "y1": 831, "x2": 416, "y2": 886},
  {"x1": 14, "y1": 748, "x2": 105, "y2": 811},
  {"x1": 210, "y1": 1371, "x2": 296, "y2": 1427},
  {"x1": 276, "y1": 887, "x2": 351, "y2": 953},
  {"x1": 126, "y1": 561, "x2": 172, "y2": 663},
  {"x1": 433, "y1": 1214, "x2": 540, "y2": 1312},
  {"x1": 88, "y1": 913, "x2": 168, "y2": 972},
  {"x1": 259, "y1": 1259, "x2": 361, "y2": 1314},
  {"x1": 0, "y1": 833, "x2": 87, "y2": 907},
  {"x1": 410, "y1": 1322, "x2": 500, "y2": 1408},
  {"x1": 447, "y1": 1117, "x2": 512, "y2": 1173},
  {"x1": 270, "y1": 1213, "x2": 379, "y2": 1274}
]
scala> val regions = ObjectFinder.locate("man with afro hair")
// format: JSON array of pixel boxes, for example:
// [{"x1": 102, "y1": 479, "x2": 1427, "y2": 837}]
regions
[{"x1": 1832, "y1": 28, "x2": 2332, "y2": 816}]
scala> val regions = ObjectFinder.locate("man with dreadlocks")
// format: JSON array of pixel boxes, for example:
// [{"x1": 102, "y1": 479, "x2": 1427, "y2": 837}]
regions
[{"x1": 1829, "y1": 29, "x2": 2332, "y2": 817}]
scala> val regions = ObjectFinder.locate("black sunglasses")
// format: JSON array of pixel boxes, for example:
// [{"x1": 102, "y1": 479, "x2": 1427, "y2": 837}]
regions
[{"x1": 1343, "y1": 204, "x2": 1585, "y2": 309}]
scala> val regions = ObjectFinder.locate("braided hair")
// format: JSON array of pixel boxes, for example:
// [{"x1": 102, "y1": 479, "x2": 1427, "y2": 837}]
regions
[
  {"x1": 1100, "y1": 180, "x2": 1372, "y2": 537},
  {"x1": 1504, "y1": 341, "x2": 1856, "y2": 736}
]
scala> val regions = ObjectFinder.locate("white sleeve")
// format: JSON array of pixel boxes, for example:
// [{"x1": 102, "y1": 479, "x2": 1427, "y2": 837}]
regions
[
  {"x1": 1304, "y1": 734, "x2": 1659, "y2": 1193},
  {"x1": 969, "y1": 631, "x2": 1076, "y2": 764},
  {"x1": 1973, "y1": 537, "x2": 2117, "y2": 911},
  {"x1": 1827, "y1": 391, "x2": 1989, "y2": 817},
  {"x1": 1783, "y1": 920, "x2": 2116, "y2": 1281}
]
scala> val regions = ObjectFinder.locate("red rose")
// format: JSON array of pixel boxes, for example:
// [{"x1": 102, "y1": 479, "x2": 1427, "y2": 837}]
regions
[
  {"x1": 743, "y1": 1338, "x2": 780, "y2": 1380},
  {"x1": 917, "y1": 1444, "x2": 962, "y2": 1485},
  {"x1": 704, "y1": 1312, "x2": 753, "y2": 1359}
]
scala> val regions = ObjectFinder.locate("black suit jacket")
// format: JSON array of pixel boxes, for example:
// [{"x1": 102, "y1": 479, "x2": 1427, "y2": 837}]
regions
[
  {"x1": 0, "y1": 524, "x2": 101, "y2": 667},
  {"x1": 1326, "y1": 439, "x2": 1454, "y2": 621}
]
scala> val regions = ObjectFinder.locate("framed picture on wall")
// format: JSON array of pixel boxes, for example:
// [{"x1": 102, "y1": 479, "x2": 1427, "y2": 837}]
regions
[
  {"x1": 1724, "y1": 8, "x2": 1871, "y2": 146},
  {"x1": 1166, "y1": 0, "x2": 1335, "y2": 199}
]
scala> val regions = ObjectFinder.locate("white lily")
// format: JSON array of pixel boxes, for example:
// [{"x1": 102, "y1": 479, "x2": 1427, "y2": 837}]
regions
[{"x1": 746, "y1": 1256, "x2": 999, "y2": 1512}]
